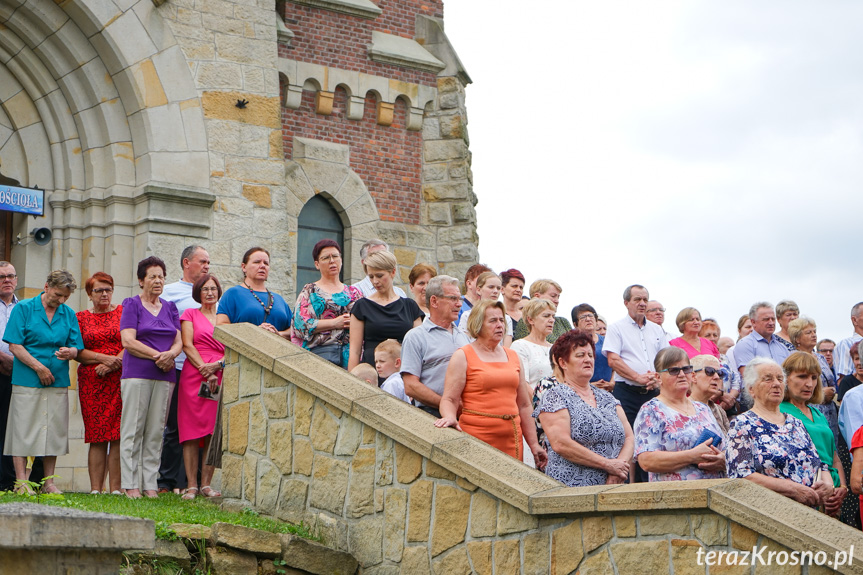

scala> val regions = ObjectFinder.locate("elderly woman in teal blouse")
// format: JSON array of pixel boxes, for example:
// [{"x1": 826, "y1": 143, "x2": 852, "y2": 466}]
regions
[{"x1": 3, "y1": 270, "x2": 83, "y2": 494}]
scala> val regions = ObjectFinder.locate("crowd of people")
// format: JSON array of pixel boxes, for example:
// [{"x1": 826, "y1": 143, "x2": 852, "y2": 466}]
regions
[{"x1": 2, "y1": 239, "x2": 863, "y2": 530}]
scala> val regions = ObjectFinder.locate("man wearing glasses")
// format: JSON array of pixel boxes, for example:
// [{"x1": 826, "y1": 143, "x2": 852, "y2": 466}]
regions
[
  {"x1": 818, "y1": 339, "x2": 837, "y2": 380},
  {"x1": 401, "y1": 275, "x2": 469, "y2": 418},
  {"x1": 0, "y1": 262, "x2": 18, "y2": 490},
  {"x1": 603, "y1": 284, "x2": 669, "y2": 482},
  {"x1": 646, "y1": 301, "x2": 673, "y2": 340}
]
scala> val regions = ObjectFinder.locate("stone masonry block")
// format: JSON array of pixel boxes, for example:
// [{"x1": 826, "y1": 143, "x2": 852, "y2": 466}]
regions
[
  {"x1": 227, "y1": 402, "x2": 249, "y2": 455},
  {"x1": 430, "y1": 485, "x2": 470, "y2": 556},
  {"x1": 309, "y1": 455, "x2": 349, "y2": 515},
  {"x1": 407, "y1": 480, "x2": 433, "y2": 542}
]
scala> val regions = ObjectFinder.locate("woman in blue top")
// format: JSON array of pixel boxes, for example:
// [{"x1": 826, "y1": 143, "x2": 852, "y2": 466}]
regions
[
  {"x1": 3, "y1": 270, "x2": 83, "y2": 494},
  {"x1": 216, "y1": 247, "x2": 292, "y2": 337},
  {"x1": 119, "y1": 257, "x2": 182, "y2": 499},
  {"x1": 571, "y1": 303, "x2": 613, "y2": 392}
]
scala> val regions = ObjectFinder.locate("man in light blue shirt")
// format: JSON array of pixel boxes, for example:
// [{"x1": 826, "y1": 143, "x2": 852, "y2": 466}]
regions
[
  {"x1": 157, "y1": 245, "x2": 209, "y2": 493},
  {"x1": 0, "y1": 261, "x2": 18, "y2": 490},
  {"x1": 734, "y1": 301, "x2": 791, "y2": 377}
]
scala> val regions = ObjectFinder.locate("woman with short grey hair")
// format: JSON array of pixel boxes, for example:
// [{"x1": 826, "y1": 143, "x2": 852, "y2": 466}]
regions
[
  {"x1": 726, "y1": 357, "x2": 832, "y2": 507},
  {"x1": 3, "y1": 270, "x2": 83, "y2": 494},
  {"x1": 774, "y1": 300, "x2": 799, "y2": 352}
]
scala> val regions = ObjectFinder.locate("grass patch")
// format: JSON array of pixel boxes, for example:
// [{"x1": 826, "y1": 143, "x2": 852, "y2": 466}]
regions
[{"x1": 0, "y1": 490, "x2": 318, "y2": 542}]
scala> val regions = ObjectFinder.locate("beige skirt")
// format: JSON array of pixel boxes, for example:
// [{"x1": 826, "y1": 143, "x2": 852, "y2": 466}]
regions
[{"x1": 3, "y1": 385, "x2": 69, "y2": 457}]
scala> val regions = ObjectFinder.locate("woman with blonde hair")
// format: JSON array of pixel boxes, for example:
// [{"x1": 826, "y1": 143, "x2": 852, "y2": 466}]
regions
[
  {"x1": 349, "y1": 250, "x2": 423, "y2": 370},
  {"x1": 511, "y1": 298, "x2": 556, "y2": 390},
  {"x1": 435, "y1": 300, "x2": 547, "y2": 468},
  {"x1": 788, "y1": 317, "x2": 839, "y2": 442},
  {"x1": 458, "y1": 271, "x2": 512, "y2": 347},
  {"x1": 513, "y1": 279, "x2": 572, "y2": 343}
]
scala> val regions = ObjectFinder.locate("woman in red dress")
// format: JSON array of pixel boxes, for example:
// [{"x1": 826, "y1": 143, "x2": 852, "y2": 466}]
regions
[{"x1": 76, "y1": 272, "x2": 124, "y2": 494}]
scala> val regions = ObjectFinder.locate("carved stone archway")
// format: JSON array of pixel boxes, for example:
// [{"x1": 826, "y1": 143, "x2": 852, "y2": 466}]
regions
[{"x1": 285, "y1": 137, "x2": 381, "y2": 286}]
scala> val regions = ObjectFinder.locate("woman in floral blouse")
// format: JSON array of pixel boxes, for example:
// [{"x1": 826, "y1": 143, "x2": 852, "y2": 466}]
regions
[
  {"x1": 726, "y1": 357, "x2": 833, "y2": 507},
  {"x1": 634, "y1": 347, "x2": 727, "y2": 482},
  {"x1": 292, "y1": 240, "x2": 362, "y2": 368}
]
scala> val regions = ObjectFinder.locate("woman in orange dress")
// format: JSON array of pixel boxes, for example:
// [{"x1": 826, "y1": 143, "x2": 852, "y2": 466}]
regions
[{"x1": 435, "y1": 300, "x2": 547, "y2": 468}]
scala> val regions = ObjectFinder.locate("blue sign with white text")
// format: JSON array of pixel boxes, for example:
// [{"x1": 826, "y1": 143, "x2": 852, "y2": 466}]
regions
[{"x1": 0, "y1": 185, "x2": 44, "y2": 216}]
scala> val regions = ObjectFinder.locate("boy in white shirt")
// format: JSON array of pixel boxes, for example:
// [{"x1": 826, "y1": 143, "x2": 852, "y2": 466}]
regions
[{"x1": 375, "y1": 339, "x2": 410, "y2": 403}]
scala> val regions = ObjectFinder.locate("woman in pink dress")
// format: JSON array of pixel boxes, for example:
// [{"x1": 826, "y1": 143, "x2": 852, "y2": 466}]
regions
[{"x1": 178, "y1": 274, "x2": 225, "y2": 500}]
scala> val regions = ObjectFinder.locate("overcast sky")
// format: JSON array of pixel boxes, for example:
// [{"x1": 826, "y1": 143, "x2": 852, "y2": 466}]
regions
[{"x1": 444, "y1": 1, "x2": 863, "y2": 342}]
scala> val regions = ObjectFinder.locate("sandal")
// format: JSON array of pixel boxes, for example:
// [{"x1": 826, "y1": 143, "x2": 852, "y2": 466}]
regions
[
  {"x1": 40, "y1": 484, "x2": 62, "y2": 495},
  {"x1": 182, "y1": 487, "x2": 199, "y2": 500},
  {"x1": 200, "y1": 486, "x2": 221, "y2": 498},
  {"x1": 14, "y1": 482, "x2": 35, "y2": 496}
]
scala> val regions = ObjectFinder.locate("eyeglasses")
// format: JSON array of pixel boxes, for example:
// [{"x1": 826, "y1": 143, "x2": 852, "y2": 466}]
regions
[
  {"x1": 818, "y1": 348, "x2": 834, "y2": 354},
  {"x1": 577, "y1": 313, "x2": 596, "y2": 322},
  {"x1": 92, "y1": 288, "x2": 113, "y2": 294},
  {"x1": 694, "y1": 366, "x2": 727, "y2": 378},
  {"x1": 435, "y1": 295, "x2": 461, "y2": 301},
  {"x1": 660, "y1": 365, "x2": 694, "y2": 376},
  {"x1": 318, "y1": 254, "x2": 341, "y2": 263},
  {"x1": 647, "y1": 307, "x2": 666, "y2": 313},
  {"x1": 145, "y1": 275, "x2": 165, "y2": 281},
  {"x1": 201, "y1": 287, "x2": 219, "y2": 293},
  {"x1": 0, "y1": 274, "x2": 17, "y2": 281},
  {"x1": 759, "y1": 374, "x2": 785, "y2": 384}
]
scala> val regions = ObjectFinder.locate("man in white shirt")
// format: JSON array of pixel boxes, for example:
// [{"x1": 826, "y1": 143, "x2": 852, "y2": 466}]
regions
[
  {"x1": 603, "y1": 284, "x2": 669, "y2": 482},
  {"x1": 352, "y1": 239, "x2": 406, "y2": 298},
  {"x1": 836, "y1": 302, "x2": 863, "y2": 380},
  {"x1": 604, "y1": 285, "x2": 669, "y2": 423},
  {"x1": 0, "y1": 262, "x2": 18, "y2": 490},
  {"x1": 157, "y1": 245, "x2": 209, "y2": 493}
]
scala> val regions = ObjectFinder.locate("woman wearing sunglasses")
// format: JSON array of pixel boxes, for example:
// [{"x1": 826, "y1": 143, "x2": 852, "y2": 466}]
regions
[
  {"x1": 689, "y1": 355, "x2": 730, "y2": 434},
  {"x1": 633, "y1": 347, "x2": 728, "y2": 482}
]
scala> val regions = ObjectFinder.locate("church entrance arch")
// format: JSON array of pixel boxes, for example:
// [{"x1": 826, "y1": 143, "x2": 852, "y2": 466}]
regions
[{"x1": 297, "y1": 195, "x2": 344, "y2": 290}]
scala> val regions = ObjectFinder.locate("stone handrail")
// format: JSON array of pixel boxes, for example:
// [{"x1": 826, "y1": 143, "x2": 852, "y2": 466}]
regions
[{"x1": 216, "y1": 323, "x2": 863, "y2": 574}]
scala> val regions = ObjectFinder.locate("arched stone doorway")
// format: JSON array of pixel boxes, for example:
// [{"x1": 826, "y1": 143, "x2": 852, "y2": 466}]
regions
[
  {"x1": 285, "y1": 137, "x2": 381, "y2": 287},
  {"x1": 296, "y1": 195, "x2": 344, "y2": 290},
  {"x1": 0, "y1": 0, "x2": 212, "y2": 303}
]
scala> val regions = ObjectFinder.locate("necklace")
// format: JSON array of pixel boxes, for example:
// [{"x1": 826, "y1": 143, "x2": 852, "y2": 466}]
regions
[
  {"x1": 659, "y1": 396, "x2": 695, "y2": 416},
  {"x1": 243, "y1": 282, "x2": 274, "y2": 320}
]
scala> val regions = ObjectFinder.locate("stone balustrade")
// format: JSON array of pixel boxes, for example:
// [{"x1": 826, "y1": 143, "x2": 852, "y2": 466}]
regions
[{"x1": 217, "y1": 323, "x2": 863, "y2": 574}]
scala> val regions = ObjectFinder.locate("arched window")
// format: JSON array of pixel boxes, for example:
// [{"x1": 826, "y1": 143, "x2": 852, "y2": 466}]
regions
[{"x1": 296, "y1": 195, "x2": 344, "y2": 290}]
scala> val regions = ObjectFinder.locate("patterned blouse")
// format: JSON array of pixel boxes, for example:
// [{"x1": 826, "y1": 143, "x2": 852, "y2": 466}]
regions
[
  {"x1": 726, "y1": 410, "x2": 827, "y2": 487},
  {"x1": 292, "y1": 283, "x2": 363, "y2": 361},
  {"x1": 532, "y1": 375, "x2": 561, "y2": 448},
  {"x1": 533, "y1": 384, "x2": 625, "y2": 487},
  {"x1": 634, "y1": 398, "x2": 727, "y2": 482}
]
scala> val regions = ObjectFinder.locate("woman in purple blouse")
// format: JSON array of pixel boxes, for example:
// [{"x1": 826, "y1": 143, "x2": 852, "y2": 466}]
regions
[{"x1": 119, "y1": 256, "x2": 182, "y2": 499}]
